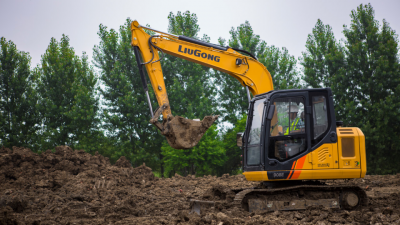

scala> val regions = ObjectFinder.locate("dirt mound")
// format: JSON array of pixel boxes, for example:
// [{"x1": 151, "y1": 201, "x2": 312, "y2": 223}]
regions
[{"x1": 1, "y1": 146, "x2": 400, "y2": 224}]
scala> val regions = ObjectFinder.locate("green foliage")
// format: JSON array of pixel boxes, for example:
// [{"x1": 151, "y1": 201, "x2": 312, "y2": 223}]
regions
[
  {"x1": 260, "y1": 46, "x2": 302, "y2": 90},
  {"x1": 216, "y1": 21, "x2": 301, "y2": 124},
  {"x1": 6, "y1": 7, "x2": 397, "y2": 177},
  {"x1": 162, "y1": 11, "x2": 217, "y2": 119},
  {"x1": 300, "y1": 19, "x2": 345, "y2": 90},
  {"x1": 158, "y1": 11, "x2": 221, "y2": 177},
  {"x1": 34, "y1": 34, "x2": 99, "y2": 152},
  {"x1": 216, "y1": 21, "x2": 266, "y2": 124},
  {"x1": 302, "y1": 4, "x2": 400, "y2": 174},
  {"x1": 218, "y1": 114, "x2": 247, "y2": 176},
  {"x1": 341, "y1": 4, "x2": 400, "y2": 174},
  {"x1": 162, "y1": 125, "x2": 226, "y2": 177},
  {"x1": 93, "y1": 19, "x2": 164, "y2": 169},
  {"x1": 152, "y1": 171, "x2": 162, "y2": 178},
  {"x1": 0, "y1": 37, "x2": 39, "y2": 149}
]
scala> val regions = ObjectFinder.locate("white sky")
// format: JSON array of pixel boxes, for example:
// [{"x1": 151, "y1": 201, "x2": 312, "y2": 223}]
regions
[{"x1": 1, "y1": 0, "x2": 399, "y2": 68}]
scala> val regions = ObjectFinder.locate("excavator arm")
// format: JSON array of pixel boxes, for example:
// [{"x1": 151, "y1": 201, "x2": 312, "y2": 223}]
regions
[{"x1": 131, "y1": 20, "x2": 274, "y2": 149}]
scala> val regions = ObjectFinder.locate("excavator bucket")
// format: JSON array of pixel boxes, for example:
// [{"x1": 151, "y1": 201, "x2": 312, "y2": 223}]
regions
[{"x1": 150, "y1": 104, "x2": 219, "y2": 149}]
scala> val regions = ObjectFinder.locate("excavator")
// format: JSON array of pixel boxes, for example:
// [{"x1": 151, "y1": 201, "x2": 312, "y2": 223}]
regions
[{"x1": 131, "y1": 20, "x2": 368, "y2": 212}]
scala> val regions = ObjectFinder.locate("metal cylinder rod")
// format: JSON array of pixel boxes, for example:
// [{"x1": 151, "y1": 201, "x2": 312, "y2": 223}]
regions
[
  {"x1": 145, "y1": 91, "x2": 154, "y2": 118},
  {"x1": 245, "y1": 86, "x2": 251, "y2": 103},
  {"x1": 140, "y1": 25, "x2": 178, "y2": 38},
  {"x1": 133, "y1": 46, "x2": 154, "y2": 118}
]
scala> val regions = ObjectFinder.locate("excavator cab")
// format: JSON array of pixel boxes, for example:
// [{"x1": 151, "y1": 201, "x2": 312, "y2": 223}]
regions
[
  {"x1": 242, "y1": 89, "x2": 314, "y2": 173},
  {"x1": 240, "y1": 87, "x2": 366, "y2": 180},
  {"x1": 236, "y1": 88, "x2": 368, "y2": 211}
]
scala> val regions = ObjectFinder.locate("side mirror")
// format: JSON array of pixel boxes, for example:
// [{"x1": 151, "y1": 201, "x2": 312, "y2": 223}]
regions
[{"x1": 236, "y1": 132, "x2": 243, "y2": 147}]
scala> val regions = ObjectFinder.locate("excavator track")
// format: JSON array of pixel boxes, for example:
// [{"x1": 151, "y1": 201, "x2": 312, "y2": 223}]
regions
[{"x1": 233, "y1": 184, "x2": 368, "y2": 212}]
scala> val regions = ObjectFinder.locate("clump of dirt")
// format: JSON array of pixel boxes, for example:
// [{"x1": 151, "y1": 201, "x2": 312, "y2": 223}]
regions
[
  {"x1": 149, "y1": 103, "x2": 219, "y2": 149},
  {"x1": 1, "y1": 146, "x2": 400, "y2": 224},
  {"x1": 163, "y1": 115, "x2": 219, "y2": 149},
  {"x1": 161, "y1": 115, "x2": 219, "y2": 149}
]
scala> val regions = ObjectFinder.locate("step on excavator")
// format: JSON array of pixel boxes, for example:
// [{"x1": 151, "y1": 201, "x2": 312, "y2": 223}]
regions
[{"x1": 131, "y1": 21, "x2": 368, "y2": 212}]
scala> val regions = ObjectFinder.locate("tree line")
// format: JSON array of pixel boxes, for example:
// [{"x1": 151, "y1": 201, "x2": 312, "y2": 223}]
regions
[{"x1": 1, "y1": 4, "x2": 399, "y2": 176}]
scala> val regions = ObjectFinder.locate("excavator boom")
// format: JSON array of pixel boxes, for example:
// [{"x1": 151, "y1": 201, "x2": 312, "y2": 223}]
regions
[{"x1": 131, "y1": 20, "x2": 273, "y2": 149}]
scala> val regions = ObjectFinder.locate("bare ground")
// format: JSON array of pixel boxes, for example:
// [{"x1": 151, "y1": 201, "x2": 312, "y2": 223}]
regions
[{"x1": 1, "y1": 146, "x2": 399, "y2": 225}]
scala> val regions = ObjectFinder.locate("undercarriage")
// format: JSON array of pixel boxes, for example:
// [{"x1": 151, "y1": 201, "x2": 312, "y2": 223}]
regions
[{"x1": 191, "y1": 181, "x2": 368, "y2": 214}]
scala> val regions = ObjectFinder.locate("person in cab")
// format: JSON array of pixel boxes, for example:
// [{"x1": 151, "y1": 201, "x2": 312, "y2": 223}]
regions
[{"x1": 284, "y1": 105, "x2": 304, "y2": 135}]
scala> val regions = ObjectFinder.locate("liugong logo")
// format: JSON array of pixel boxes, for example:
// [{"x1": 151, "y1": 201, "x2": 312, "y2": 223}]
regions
[{"x1": 178, "y1": 45, "x2": 220, "y2": 62}]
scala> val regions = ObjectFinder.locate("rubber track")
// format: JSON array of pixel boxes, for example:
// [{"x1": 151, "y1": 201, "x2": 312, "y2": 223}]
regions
[{"x1": 233, "y1": 185, "x2": 368, "y2": 209}]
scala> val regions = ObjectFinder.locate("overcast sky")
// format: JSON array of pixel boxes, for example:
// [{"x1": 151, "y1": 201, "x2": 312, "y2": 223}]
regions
[{"x1": 1, "y1": 0, "x2": 399, "y2": 68}]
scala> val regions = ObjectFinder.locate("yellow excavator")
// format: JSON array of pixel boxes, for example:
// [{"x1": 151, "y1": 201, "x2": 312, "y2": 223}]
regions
[{"x1": 131, "y1": 21, "x2": 367, "y2": 211}]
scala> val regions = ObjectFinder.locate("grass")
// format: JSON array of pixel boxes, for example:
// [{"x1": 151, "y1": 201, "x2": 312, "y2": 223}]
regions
[{"x1": 152, "y1": 171, "x2": 162, "y2": 178}]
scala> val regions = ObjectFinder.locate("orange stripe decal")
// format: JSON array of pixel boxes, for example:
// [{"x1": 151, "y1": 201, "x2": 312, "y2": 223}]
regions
[
  {"x1": 291, "y1": 161, "x2": 296, "y2": 170},
  {"x1": 290, "y1": 155, "x2": 307, "y2": 180},
  {"x1": 295, "y1": 155, "x2": 307, "y2": 170},
  {"x1": 287, "y1": 170, "x2": 294, "y2": 179},
  {"x1": 291, "y1": 170, "x2": 302, "y2": 179}
]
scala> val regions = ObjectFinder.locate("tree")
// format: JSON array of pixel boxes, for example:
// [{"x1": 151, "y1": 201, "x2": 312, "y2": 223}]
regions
[
  {"x1": 300, "y1": 19, "x2": 345, "y2": 89},
  {"x1": 300, "y1": 19, "x2": 346, "y2": 109},
  {"x1": 158, "y1": 11, "x2": 221, "y2": 176},
  {"x1": 161, "y1": 125, "x2": 226, "y2": 177},
  {"x1": 34, "y1": 35, "x2": 99, "y2": 152},
  {"x1": 340, "y1": 4, "x2": 400, "y2": 174},
  {"x1": 0, "y1": 37, "x2": 39, "y2": 149},
  {"x1": 218, "y1": 114, "x2": 247, "y2": 175},
  {"x1": 161, "y1": 11, "x2": 217, "y2": 119},
  {"x1": 260, "y1": 45, "x2": 302, "y2": 90},
  {"x1": 216, "y1": 21, "x2": 267, "y2": 124},
  {"x1": 93, "y1": 19, "x2": 164, "y2": 168},
  {"x1": 216, "y1": 21, "x2": 301, "y2": 124},
  {"x1": 302, "y1": 4, "x2": 400, "y2": 174}
]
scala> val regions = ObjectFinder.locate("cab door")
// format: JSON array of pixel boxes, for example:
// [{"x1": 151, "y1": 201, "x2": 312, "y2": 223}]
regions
[
  {"x1": 309, "y1": 94, "x2": 337, "y2": 169},
  {"x1": 264, "y1": 91, "x2": 311, "y2": 172},
  {"x1": 243, "y1": 96, "x2": 267, "y2": 172}
]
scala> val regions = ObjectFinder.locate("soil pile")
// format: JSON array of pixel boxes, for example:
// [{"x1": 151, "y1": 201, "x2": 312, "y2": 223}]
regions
[{"x1": 1, "y1": 146, "x2": 400, "y2": 224}]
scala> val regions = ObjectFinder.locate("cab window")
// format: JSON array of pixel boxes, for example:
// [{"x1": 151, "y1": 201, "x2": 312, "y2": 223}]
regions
[
  {"x1": 268, "y1": 97, "x2": 306, "y2": 161},
  {"x1": 270, "y1": 98, "x2": 305, "y2": 136},
  {"x1": 246, "y1": 99, "x2": 264, "y2": 165},
  {"x1": 312, "y1": 96, "x2": 328, "y2": 139}
]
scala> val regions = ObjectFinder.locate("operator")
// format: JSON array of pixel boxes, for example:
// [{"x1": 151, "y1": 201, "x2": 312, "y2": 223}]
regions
[{"x1": 284, "y1": 105, "x2": 304, "y2": 135}]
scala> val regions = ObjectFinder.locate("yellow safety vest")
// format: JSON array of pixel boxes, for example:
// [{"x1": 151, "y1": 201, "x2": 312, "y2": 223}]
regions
[{"x1": 284, "y1": 118, "x2": 300, "y2": 135}]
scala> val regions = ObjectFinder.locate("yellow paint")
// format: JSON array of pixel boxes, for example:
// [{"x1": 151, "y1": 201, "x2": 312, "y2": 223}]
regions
[
  {"x1": 243, "y1": 171, "x2": 269, "y2": 181},
  {"x1": 131, "y1": 21, "x2": 171, "y2": 118},
  {"x1": 131, "y1": 21, "x2": 274, "y2": 118},
  {"x1": 302, "y1": 153, "x2": 313, "y2": 170},
  {"x1": 311, "y1": 144, "x2": 337, "y2": 169},
  {"x1": 337, "y1": 128, "x2": 362, "y2": 170},
  {"x1": 331, "y1": 142, "x2": 339, "y2": 168},
  {"x1": 356, "y1": 128, "x2": 367, "y2": 177},
  {"x1": 243, "y1": 133, "x2": 367, "y2": 182},
  {"x1": 303, "y1": 169, "x2": 361, "y2": 180},
  {"x1": 243, "y1": 168, "x2": 362, "y2": 182}
]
